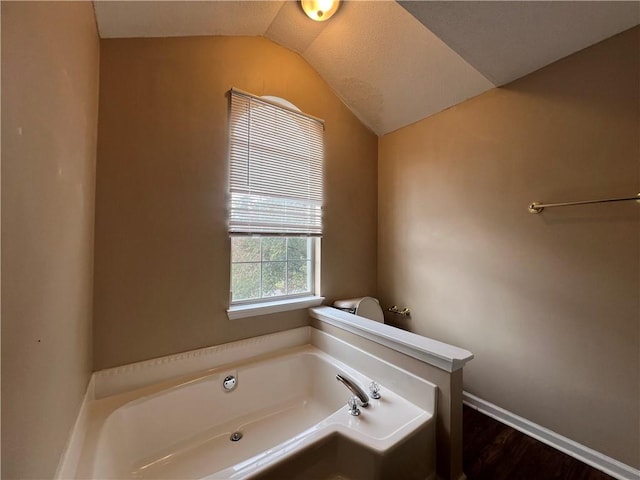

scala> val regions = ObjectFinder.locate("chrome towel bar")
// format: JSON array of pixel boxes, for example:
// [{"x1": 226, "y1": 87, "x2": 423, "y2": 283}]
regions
[{"x1": 528, "y1": 193, "x2": 640, "y2": 214}]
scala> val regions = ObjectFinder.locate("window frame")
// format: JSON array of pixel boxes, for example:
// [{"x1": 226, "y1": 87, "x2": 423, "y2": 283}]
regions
[
  {"x1": 226, "y1": 90, "x2": 324, "y2": 319},
  {"x1": 227, "y1": 236, "x2": 323, "y2": 320},
  {"x1": 229, "y1": 235, "x2": 317, "y2": 306}
]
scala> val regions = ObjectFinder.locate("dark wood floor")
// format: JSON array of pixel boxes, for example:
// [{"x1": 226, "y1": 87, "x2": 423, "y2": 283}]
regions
[{"x1": 463, "y1": 405, "x2": 615, "y2": 480}]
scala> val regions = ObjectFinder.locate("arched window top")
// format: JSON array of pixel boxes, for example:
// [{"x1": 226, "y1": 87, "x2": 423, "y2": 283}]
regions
[{"x1": 260, "y1": 96, "x2": 301, "y2": 112}]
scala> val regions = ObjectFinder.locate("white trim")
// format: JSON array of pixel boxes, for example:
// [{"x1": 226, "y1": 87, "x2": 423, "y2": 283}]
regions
[
  {"x1": 463, "y1": 392, "x2": 640, "y2": 480},
  {"x1": 227, "y1": 295, "x2": 324, "y2": 320},
  {"x1": 94, "y1": 327, "x2": 311, "y2": 398},
  {"x1": 310, "y1": 306, "x2": 473, "y2": 372},
  {"x1": 55, "y1": 376, "x2": 95, "y2": 479}
]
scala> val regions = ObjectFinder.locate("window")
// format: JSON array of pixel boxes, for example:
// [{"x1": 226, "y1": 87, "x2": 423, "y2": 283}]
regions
[
  {"x1": 231, "y1": 236, "x2": 313, "y2": 302},
  {"x1": 228, "y1": 89, "x2": 323, "y2": 308}
]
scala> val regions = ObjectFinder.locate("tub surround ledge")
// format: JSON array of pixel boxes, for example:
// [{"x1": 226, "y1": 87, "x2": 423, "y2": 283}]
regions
[
  {"x1": 93, "y1": 327, "x2": 311, "y2": 398},
  {"x1": 310, "y1": 306, "x2": 474, "y2": 372}
]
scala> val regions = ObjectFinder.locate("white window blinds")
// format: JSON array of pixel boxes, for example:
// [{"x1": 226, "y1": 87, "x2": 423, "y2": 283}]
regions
[{"x1": 229, "y1": 89, "x2": 324, "y2": 236}]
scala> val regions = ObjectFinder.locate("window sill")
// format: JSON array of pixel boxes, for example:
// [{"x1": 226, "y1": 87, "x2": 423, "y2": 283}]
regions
[{"x1": 227, "y1": 296, "x2": 325, "y2": 320}]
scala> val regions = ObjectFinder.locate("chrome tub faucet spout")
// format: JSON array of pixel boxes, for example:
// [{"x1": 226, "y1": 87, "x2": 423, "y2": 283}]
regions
[{"x1": 336, "y1": 374, "x2": 369, "y2": 407}]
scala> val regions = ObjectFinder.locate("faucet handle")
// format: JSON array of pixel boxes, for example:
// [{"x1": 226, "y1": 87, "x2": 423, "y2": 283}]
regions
[
  {"x1": 347, "y1": 396, "x2": 361, "y2": 416},
  {"x1": 369, "y1": 381, "x2": 381, "y2": 399}
]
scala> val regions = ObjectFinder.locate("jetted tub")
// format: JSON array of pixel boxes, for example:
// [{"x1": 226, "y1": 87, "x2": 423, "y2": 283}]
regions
[{"x1": 73, "y1": 345, "x2": 435, "y2": 479}]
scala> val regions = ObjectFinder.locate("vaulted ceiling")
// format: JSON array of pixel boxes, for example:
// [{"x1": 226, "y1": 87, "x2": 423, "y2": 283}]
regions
[{"x1": 94, "y1": 1, "x2": 640, "y2": 136}]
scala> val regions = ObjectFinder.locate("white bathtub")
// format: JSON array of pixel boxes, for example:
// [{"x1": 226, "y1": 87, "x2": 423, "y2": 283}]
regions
[{"x1": 73, "y1": 345, "x2": 435, "y2": 479}]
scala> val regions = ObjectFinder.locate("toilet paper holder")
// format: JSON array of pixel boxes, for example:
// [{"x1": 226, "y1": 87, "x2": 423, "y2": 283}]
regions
[{"x1": 388, "y1": 305, "x2": 410, "y2": 317}]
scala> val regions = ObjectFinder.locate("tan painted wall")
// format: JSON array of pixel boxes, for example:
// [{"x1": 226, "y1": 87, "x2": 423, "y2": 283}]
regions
[
  {"x1": 94, "y1": 37, "x2": 378, "y2": 369},
  {"x1": 1, "y1": 2, "x2": 100, "y2": 478},
  {"x1": 378, "y1": 27, "x2": 639, "y2": 468}
]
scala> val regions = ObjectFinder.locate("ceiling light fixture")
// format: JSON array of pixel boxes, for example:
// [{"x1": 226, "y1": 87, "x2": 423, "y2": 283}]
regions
[{"x1": 301, "y1": 0, "x2": 340, "y2": 22}]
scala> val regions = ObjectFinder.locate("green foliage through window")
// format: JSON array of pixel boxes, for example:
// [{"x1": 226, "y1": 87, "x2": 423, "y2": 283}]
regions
[{"x1": 231, "y1": 236, "x2": 313, "y2": 302}]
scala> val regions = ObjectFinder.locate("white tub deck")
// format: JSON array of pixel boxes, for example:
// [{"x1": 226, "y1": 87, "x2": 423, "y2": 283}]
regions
[{"x1": 72, "y1": 345, "x2": 435, "y2": 479}]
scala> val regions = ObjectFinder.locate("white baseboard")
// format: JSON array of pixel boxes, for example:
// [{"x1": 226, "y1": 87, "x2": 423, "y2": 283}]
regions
[{"x1": 463, "y1": 392, "x2": 639, "y2": 480}]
